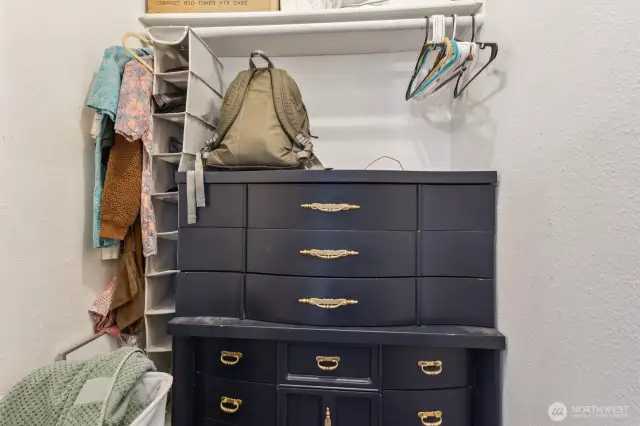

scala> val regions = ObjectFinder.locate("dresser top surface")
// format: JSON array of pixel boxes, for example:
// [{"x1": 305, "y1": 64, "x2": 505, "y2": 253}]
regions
[
  {"x1": 175, "y1": 170, "x2": 497, "y2": 184},
  {"x1": 169, "y1": 317, "x2": 506, "y2": 350}
]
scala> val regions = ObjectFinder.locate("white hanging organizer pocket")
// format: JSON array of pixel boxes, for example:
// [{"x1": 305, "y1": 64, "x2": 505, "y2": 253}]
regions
[{"x1": 148, "y1": 26, "x2": 224, "y2": 162}]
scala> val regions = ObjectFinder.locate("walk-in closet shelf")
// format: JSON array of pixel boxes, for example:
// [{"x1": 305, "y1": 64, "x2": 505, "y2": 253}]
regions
[
  {"x1": 144, "y1": 26, "x2": 224, "y2": 372},
  {"x1": 139, "y1": 2, "x2": 484, "y2": 56}
]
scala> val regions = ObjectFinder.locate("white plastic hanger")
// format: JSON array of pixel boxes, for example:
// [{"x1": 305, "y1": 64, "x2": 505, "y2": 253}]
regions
[{"x1": 406, "y1": 15, "x2": 449, "y2": 99}]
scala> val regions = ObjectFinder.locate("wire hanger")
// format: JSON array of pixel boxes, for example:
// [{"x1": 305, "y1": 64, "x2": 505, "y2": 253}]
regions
[
  {"x1": 449, "y1": 14, "x2": 499, "y2": 98},
  {"x1": 453, "y1": 42, "x2": 498, "y2": 98},
  {"x1": 122, "y1": 32, "x2": 154, "y2": 73}
]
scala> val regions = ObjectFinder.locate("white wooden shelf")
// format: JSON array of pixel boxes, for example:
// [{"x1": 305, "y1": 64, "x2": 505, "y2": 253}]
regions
[
  {"x1": 140, "y1": 2, "x2": 481, "y2": 27},
  {"x1": 140, "y1": 2, "x2": 483, "y2": 56}
]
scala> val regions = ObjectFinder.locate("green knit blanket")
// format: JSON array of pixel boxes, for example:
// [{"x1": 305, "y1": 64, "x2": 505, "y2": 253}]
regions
[{"x1": 0, "y1": 347, "x2": 156, "y2": 426}]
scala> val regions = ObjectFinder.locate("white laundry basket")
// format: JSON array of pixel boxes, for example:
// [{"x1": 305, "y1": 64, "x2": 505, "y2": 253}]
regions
[{"x1": 130, "y1": 372, "x2": 174, "y2": 426}]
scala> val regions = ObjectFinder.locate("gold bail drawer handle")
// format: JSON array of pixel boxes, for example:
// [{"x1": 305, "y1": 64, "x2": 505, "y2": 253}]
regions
[
  {"x1": 220, "y1": 351, "x2": 243, "y2": 366},
  {"x1": 300, "y1": 249, "x2": 359, "y2": 259},
  {"x1": 316, "y1": 356, "x2": 341, "y2": 371},
  {"x1": 418, "y1": 411, "x2": 443, "y2": 426},
  {"x1": 299, "y1": 298, "x2": 358, "y2": 309},
  {"x1": 301, "y1": 203, "x2": 360, "y2": 212},
  {"x1": 418, "y1": 360, "x2": 443, "y2": 375},
  {"x1": 220, "y1": 397, "x2": 243, "y2": 414}
]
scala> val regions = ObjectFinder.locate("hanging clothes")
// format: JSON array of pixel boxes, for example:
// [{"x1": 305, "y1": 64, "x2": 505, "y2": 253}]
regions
[
  {"x1": 99, "y1": 134, "x2": 143, "y2": 240},
  {"x1": 115, "y1": 56, "x2": 157, "y2": 257},
  {"x1": 89, "y1": 277, "x2": 119, "y2": 336},
  {"x1": 87, "y1": 46, "x2": 151, "y2": 249},
  {"x1": 110, "y1": 217, "x2": 145, "y2": 331}
]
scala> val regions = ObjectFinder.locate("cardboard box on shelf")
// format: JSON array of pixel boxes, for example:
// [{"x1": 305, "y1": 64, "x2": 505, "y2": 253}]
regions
[{"x1": 147, "y1": 0, "x2": 279, "y2": 13}]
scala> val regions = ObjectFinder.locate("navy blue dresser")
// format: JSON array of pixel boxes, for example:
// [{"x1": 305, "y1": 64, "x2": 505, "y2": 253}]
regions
[{"x1": 169, "y1": 170, "x2": 505, "y2": 426}]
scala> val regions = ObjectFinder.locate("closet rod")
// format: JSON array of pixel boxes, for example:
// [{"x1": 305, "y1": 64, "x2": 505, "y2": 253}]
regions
[{"x1": 195, "y1": 14, "x2": 483, "y2": 37}]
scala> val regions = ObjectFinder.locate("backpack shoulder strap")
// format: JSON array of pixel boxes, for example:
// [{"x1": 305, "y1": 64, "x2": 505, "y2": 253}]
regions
[
  {"x1": 269, "y1": 68, "x2": 323, "y2": 169},
  {"x1": 207, "y1": 69, "x2": 254, "y2": 148}
]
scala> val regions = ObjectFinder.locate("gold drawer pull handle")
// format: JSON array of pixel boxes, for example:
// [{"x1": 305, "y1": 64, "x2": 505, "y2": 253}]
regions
[
  {"x1": 418, "y1": 411, "x2": 443, "y2": 426},
  {"x1": 301, "y1": 203, "x2": 360, "y2": 212},
  {"x1": 316, "y1": 356, "x2": 341, "y2": 371},
  {"x1": 300, "y1": 249, "x2": 359, "y2": 259},
  {"x1": 418, "y1": 360, "x2": 443, "y2": 375},
  {"x1": 220, "y1": 351, "x2": 243, "y2": 366},
  {"x1": 325, "y1": 407, "x2": 332, "y2": 426},
  {"x1": 299, "y1": 298, "x2": 358, "y2": 309},
  {"x1": 220, "y1": 397, "x2": 243, "y2": 414}
]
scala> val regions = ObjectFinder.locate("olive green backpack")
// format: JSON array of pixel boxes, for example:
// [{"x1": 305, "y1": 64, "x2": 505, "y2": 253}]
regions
[{"x1": 202, "y1": 50, "x2": 323, "y2": 170}]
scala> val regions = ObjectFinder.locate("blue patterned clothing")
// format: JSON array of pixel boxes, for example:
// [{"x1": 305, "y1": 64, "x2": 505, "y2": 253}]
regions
[{"x1": 88, "y1": 46, "x2": 152, "y2": 248}]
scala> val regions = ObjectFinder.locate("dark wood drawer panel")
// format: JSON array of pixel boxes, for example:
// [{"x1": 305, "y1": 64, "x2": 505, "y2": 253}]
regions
[
  {"x1": 279, "y1": 388, "x2": 380, "y2": 426},
  {"x1": 420, "y1": 278, "x2": 495, "y2": 327},
  {"x1": 281, "y1": 342, "x2": 378, "y2": 389},
  {"x1": 248, "y1": 183, "x2": 417, "y2": 230},
  {"x1": 179, "y1": 228, "x2": 244, "y2": 272},
  {"x1": 179, "y1": 183, "x2": 245, "y2": 227},
  {"x1": 383, "y1": 388, "x2": 471, "y2": 426},
  {"x1": 247, "y1": 229, "x2": 416, "y2": 277},
  {"x1": 198, "y1": 376, "x2": 276, "y2": 425},
  {"x1": 196, "y1": 338, "x2": 277, "y2": 384},
  {"x1": 420, "y1": 231, "x2": 494, "y2": 278},
  {"x1": 246, "y1": 275, "x2": 415, "y2": 326},
  {"x1": 421, "y1": 185, "x2": 495, "y2": 231},
  {"x1": 177, "y1": 272, "x2": 242, "y2": 318},
  {"x1": 382, "y1": 347, "x2": 470, "y2": 390}
]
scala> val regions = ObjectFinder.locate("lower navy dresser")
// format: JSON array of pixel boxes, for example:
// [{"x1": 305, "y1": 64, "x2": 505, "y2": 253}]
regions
[{"x1": 169, "y1": 170, "x2": 506, "y2": 426}]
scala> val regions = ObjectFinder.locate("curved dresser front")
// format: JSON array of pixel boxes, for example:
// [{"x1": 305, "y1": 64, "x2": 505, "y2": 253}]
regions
[{"x1": 171, "y1": 170, "x2": 505, "y2": 426}]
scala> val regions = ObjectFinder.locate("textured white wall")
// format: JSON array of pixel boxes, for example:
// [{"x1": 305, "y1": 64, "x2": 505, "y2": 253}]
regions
[
  {"x1": 452, "y1": 1, "x2": 640, "y2": 424},
  {"x1": 0, "y1": 1, "x2": 144, "y2": 393}
]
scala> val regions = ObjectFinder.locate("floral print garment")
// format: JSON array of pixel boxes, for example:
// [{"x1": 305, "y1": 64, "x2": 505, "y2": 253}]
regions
[
  {"x1": 115, "y1": 57, "x2": 157, "y2": 257},
  {"x1": 88, "y1": 46, "x2": 151, "y2": 249}
]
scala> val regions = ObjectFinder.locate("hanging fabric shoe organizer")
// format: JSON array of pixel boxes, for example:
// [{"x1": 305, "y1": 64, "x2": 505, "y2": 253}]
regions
[{"x1": 142, "y1": 26, "x2": 224, "y2": 371}]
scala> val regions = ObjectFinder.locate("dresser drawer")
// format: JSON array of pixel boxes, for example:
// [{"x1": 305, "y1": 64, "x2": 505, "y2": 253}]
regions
[
  {"x1": 198, "y1": 375, "x2": 276, "y2": 426},
  {"x1": 245, "y1": 275, "x2": 415, "y2": 326},
  {"x1": 420, "y1": 278, "x2": 495, "y2": 327},
  {"x1": 421, "y1": 185, "x2": 495, "y2": 231},
  {"x1": 280, "y1": 342, "x2": 378, "y2": 389},
  {"x1": 247, "y1": 229, "x2": 416, "y2": 277},
  {"x1": 248, "y1": 183, "x2": 417, "y2": 230},
  {"x1": 176, "y1": 272, "x2": 242, "y2": 318},
  {"x1": 196, "y1": 338, "x2": 277, "y2": 384},
  {"x1": 179, "y1": 183, "x2": 245, "y2": 227},
  {"x1": 279, "y1": 388, "x2": 380, "y2": 426},
  {"x1": 420, "y1": 231, "x2": 494, "y2": 278},
  {"x1": 382, "y1": 347, "x2": 470, "y2": 390},
  {"x1": 383, "y1": 388, "x2": 471, "y2": 426},
  {"x1": 179, "y1": 228, "x2": 244, "y2": 272}
]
